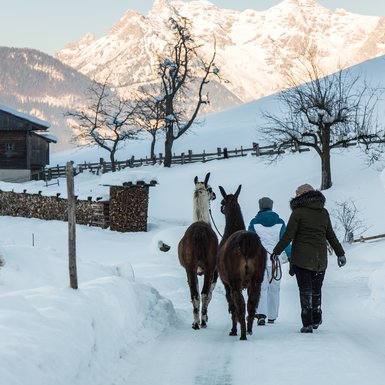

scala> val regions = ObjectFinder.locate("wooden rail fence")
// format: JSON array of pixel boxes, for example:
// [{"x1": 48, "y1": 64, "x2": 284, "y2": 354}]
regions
[{"x1": 42, "y1": 141, "x2": 314, "y2": 180}]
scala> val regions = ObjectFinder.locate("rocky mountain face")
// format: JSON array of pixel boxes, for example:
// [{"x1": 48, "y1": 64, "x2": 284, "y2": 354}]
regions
[
  {"x1": 57, "y1": 0, "x2": 385, "y2": 104},
  {"x1": 0, "y1": 47, "x2": 93, "y2": 151}
]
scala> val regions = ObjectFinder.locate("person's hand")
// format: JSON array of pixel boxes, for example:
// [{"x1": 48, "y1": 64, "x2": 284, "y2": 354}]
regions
[
  {"x1": 270, "y1": 253, "x2": 279, "y2": 262},
  {"x1": 280, "y1": 253, "x2": 289, "y2": 264},
  {"x1": 337, "y1": 255, "x2": 346, "y2": 267}
]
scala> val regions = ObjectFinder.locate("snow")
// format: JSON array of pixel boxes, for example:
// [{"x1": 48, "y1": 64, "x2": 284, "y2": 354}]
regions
[{"x1": 2, "y1": 59, "x2": 385, "y2": 385}]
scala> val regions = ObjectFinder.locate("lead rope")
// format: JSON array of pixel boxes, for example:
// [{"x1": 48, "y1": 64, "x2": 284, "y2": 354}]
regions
[
  {"x1": 209, "y1": 208, "x2": 223, "y2": 239},
  {"x1": 268, "y1": 252, "x2": 282, "y2": 283}
]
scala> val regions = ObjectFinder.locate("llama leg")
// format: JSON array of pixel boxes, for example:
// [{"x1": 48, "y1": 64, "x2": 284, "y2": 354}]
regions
[
  {"x1": 224, "y1": 283, "x2": 238, "y2": 336},
  {"x1": 247, "y1": 281, "x2": 260, "y2": 335},
  {"x1": 200, "y1": 270, "x2": 216, "y2": 327},
  {"x1": 231, "y1": 287, "x2": 247, "y2": 340},
  {"x1": 200, "y1": 293, "x2": 209, "y2": 327},
  {"x1": 187, "y1": 271, "x2": 200, "y2": 330}
]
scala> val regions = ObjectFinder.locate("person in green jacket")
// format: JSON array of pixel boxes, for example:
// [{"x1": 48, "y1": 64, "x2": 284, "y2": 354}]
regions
[{"x1": 271, "y1": 183, "x2": 346, "y2": 333}]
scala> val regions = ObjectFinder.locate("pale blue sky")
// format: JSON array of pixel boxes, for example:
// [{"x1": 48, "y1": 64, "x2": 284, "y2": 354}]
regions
[{"x1": 1, "y1": 0, "x2": 384, "y2": 55}]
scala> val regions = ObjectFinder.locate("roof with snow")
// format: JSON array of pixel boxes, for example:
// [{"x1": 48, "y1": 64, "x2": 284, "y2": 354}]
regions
[{"x1": 0, "y1": 103, "x2": 50, "y2": 130}]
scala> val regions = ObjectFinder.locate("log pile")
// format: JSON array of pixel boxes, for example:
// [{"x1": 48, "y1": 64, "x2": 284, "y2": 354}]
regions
[
  {"x1": 109, "y1": 185, "x2": 149, "y2": 232},
  {"x1": 0, "y1": 190, "x2": 106, "y2": 227},
  {"x1": 0, "y1": 179, "x2": 155, "y2": 232}
]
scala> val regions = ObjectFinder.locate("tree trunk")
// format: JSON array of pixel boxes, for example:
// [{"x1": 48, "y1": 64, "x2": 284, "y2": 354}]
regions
[
  {"x1": 110, "y1": 152, "x2": 116, "y2": 172},
  {"x1": 163, "y1": 127, "x2": 174, "y2": 167},
  {"x1": 320, "y1": 149, "x2": 332, "y2": 190},
  {"x1": 150, "y1": 135, "x2": 156, "y2": 160}
]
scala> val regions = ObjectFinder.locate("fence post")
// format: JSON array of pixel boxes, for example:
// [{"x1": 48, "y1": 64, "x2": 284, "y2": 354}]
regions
[
  {"x1": 253, "y1": 142, "x2": 260, "y2": 156},
  {"x1": 202, "y1": 150, "x2": 206, "y2": 163},
  {"x1": 217, "y1": 147, "x2": 222, "y2": 157},
  {"x1": 188, "y1": 150, "x2": 192, "y2": 161},
  {"x1": 181, "y1": 152, "x2": 185, "y2": 164},
  {"x1": 223, "y1": 147, "x2": 228, "y2": 159}
]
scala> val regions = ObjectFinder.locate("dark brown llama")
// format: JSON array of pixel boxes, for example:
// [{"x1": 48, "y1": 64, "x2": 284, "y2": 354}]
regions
[
  {"x1": 217, "y1": 185, "x2": 266, "y2": 340},
  {"x1": 178, "y1": 173, "x2": 218, "y2": 329}
]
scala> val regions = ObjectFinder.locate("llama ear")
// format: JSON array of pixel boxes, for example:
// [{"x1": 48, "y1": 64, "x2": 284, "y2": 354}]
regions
[
  {"x1": 219, "y1": 186, "x2": 227, "y2": 198},
  {"x1": 234, "y1": 185, "x2": 242, "y2": 199},
  {"x1": 204, "y1": 172, "x2": 211, "y2": 186},
  {"x1": 194, "y1": 176, "x2": 198, "y2": 184}
]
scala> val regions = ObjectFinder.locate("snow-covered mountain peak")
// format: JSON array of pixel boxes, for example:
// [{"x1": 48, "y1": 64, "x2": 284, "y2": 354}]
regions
[
  {"x1": 148, "y1": 0, "x2": 177, "y2": 18},
  {"x1": 62, "y1": 32, "x2": 96, "y2": 52}
]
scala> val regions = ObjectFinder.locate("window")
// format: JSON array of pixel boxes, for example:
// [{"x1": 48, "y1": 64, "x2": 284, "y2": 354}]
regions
[{"x1": 5, "y1": 143, "x2": 15, "y2": 151}]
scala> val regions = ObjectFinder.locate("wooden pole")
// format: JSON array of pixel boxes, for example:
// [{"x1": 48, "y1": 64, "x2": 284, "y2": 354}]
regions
[
  {"x1": 66, "y1": 162, "x2": 78, "y2": 289},
  {"x1": 353, "y1": 233, "x2": 385, "y2": 243}
]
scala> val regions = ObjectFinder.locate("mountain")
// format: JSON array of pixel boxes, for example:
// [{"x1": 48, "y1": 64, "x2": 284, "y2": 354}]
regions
[
  {"x1": 56, "y1": 0, "x2": 385, "y2": 105},
  {"x1": 50, "y1": 54, "x2": 385, "y2": 168},
  {"x1": 0, "y1": 47, "x2": 94, "y2": 152},
  {"x1": 2, "y1": 0, "x2": 385, "y2": 154}
]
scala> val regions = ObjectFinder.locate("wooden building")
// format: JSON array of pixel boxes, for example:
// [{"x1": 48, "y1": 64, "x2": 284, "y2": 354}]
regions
[{"x1": 0, "y1": 104, "x2": 56, "y2": 182}]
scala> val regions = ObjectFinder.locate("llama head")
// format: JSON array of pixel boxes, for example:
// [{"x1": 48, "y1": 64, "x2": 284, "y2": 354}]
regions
[
  {"x1": 219, "y1": 185, "x2": 242, "y2": 215},
  {"x1": 194, "y1": 172, "x2": 216, "y2": 202}
]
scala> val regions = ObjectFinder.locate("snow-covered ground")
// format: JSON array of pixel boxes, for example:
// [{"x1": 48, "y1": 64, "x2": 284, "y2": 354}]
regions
[
  {"x1": 1, "y1": 55, "x2": 385, "y2": 385},
  {"x1": 1, "y1": 147, "x2": 385, "y2": 385}
]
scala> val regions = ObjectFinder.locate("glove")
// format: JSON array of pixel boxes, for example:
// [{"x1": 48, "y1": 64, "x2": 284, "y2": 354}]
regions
[{"x1": 337, "y1": 255, "x2": 346, "y2": 267}]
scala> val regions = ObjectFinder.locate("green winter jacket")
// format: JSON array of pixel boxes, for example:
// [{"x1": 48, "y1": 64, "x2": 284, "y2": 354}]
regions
[{"x1": 273, "y1": 190, "x2": 344, "y2": 272}]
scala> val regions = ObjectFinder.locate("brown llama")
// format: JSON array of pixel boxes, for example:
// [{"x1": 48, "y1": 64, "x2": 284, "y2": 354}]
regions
[
  {"x1": 217, "y1": 185, "x2": 266, "y2": 340},
  {"x1": 178, "y1": 173, "x2": 218, "y2": 329}
]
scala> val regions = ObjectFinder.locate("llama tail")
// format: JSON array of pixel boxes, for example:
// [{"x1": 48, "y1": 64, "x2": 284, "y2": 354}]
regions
[
  {"x1": 191, "y1": 229, "x2": 211, "y2": 259},
  {"x1": 239, "y1": 232, "x2": 263, "y2": 259}
]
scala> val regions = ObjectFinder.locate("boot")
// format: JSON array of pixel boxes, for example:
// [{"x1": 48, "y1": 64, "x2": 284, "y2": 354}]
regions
[
  {"x1": 300, "y1": 308, "x2": 313, "y2": 331},
  {"x1": 256, "y1": 314, "x2": 266, "y2": 326},
  {"x1": 312, "y1": 307, "x2": 322, "y2": 329},
  {"x1": 300, "y1": 325, "x2": 313, "y2": 333}
]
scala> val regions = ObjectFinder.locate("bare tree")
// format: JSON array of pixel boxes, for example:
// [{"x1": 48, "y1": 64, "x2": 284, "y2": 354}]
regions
[
  {"x1": 332, "y1": 199, "x2": 368, "y2": 242},
  {"x1": 135, "y1": 87, "x2": 165, "y2": 161},
  {"x1": 147, "y1": 17, "x2": 220, "y2": 167},
  {"x1": 260, "y1": 51, "x2": 384, "y2": 190},
  {"x1": 67, "y1": 78, "x2": 140, "y2": 172}
]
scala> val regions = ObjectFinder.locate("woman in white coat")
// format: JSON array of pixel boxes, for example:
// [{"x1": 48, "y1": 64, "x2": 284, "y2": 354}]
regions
[{"x1": 248, "y1": 197, "x2": 291, "y2": 325}]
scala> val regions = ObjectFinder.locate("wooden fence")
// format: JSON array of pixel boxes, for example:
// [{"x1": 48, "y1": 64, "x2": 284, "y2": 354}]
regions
[
  {"x1": 44, "y1": 142, "x2": 311, "y2": 180},
  {"x1": 46, "y1": 137, "x2": 377, "y2": 181}
]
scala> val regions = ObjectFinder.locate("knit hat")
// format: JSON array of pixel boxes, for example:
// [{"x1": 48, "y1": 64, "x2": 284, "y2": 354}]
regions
[
  {"x1": 295, "y1": 183, "x2": 314, "y2": 197},
  {"x1": 259, "y1": 197, "x2": 273, "y2": 210}
]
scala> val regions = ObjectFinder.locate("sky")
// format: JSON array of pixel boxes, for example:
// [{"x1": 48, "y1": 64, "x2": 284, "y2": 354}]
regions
[
  {"x1": 0, "y1": 0, "x2": 385, "y2": 55},
  {"x1": 1, "y1": 54, "x2": 385, "y2": 382}
]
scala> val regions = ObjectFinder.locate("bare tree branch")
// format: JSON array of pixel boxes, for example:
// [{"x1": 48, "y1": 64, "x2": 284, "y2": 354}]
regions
[{"x1": 66, "y1": 77, "x2": 141, "y2": 171}]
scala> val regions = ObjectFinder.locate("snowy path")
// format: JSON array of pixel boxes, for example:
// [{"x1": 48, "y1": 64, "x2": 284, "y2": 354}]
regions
[
  {"x1": 1, "y1": 216, "x2": 385, "y2": 385},
  {"x1": 124, "y1": 254, "x2": 385, "y2": 385}
]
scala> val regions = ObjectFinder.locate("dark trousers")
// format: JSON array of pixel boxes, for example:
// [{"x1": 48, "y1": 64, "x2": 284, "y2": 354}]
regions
[{"x1": 293, "y1": 265, "x2": 325, "y2": 327}]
